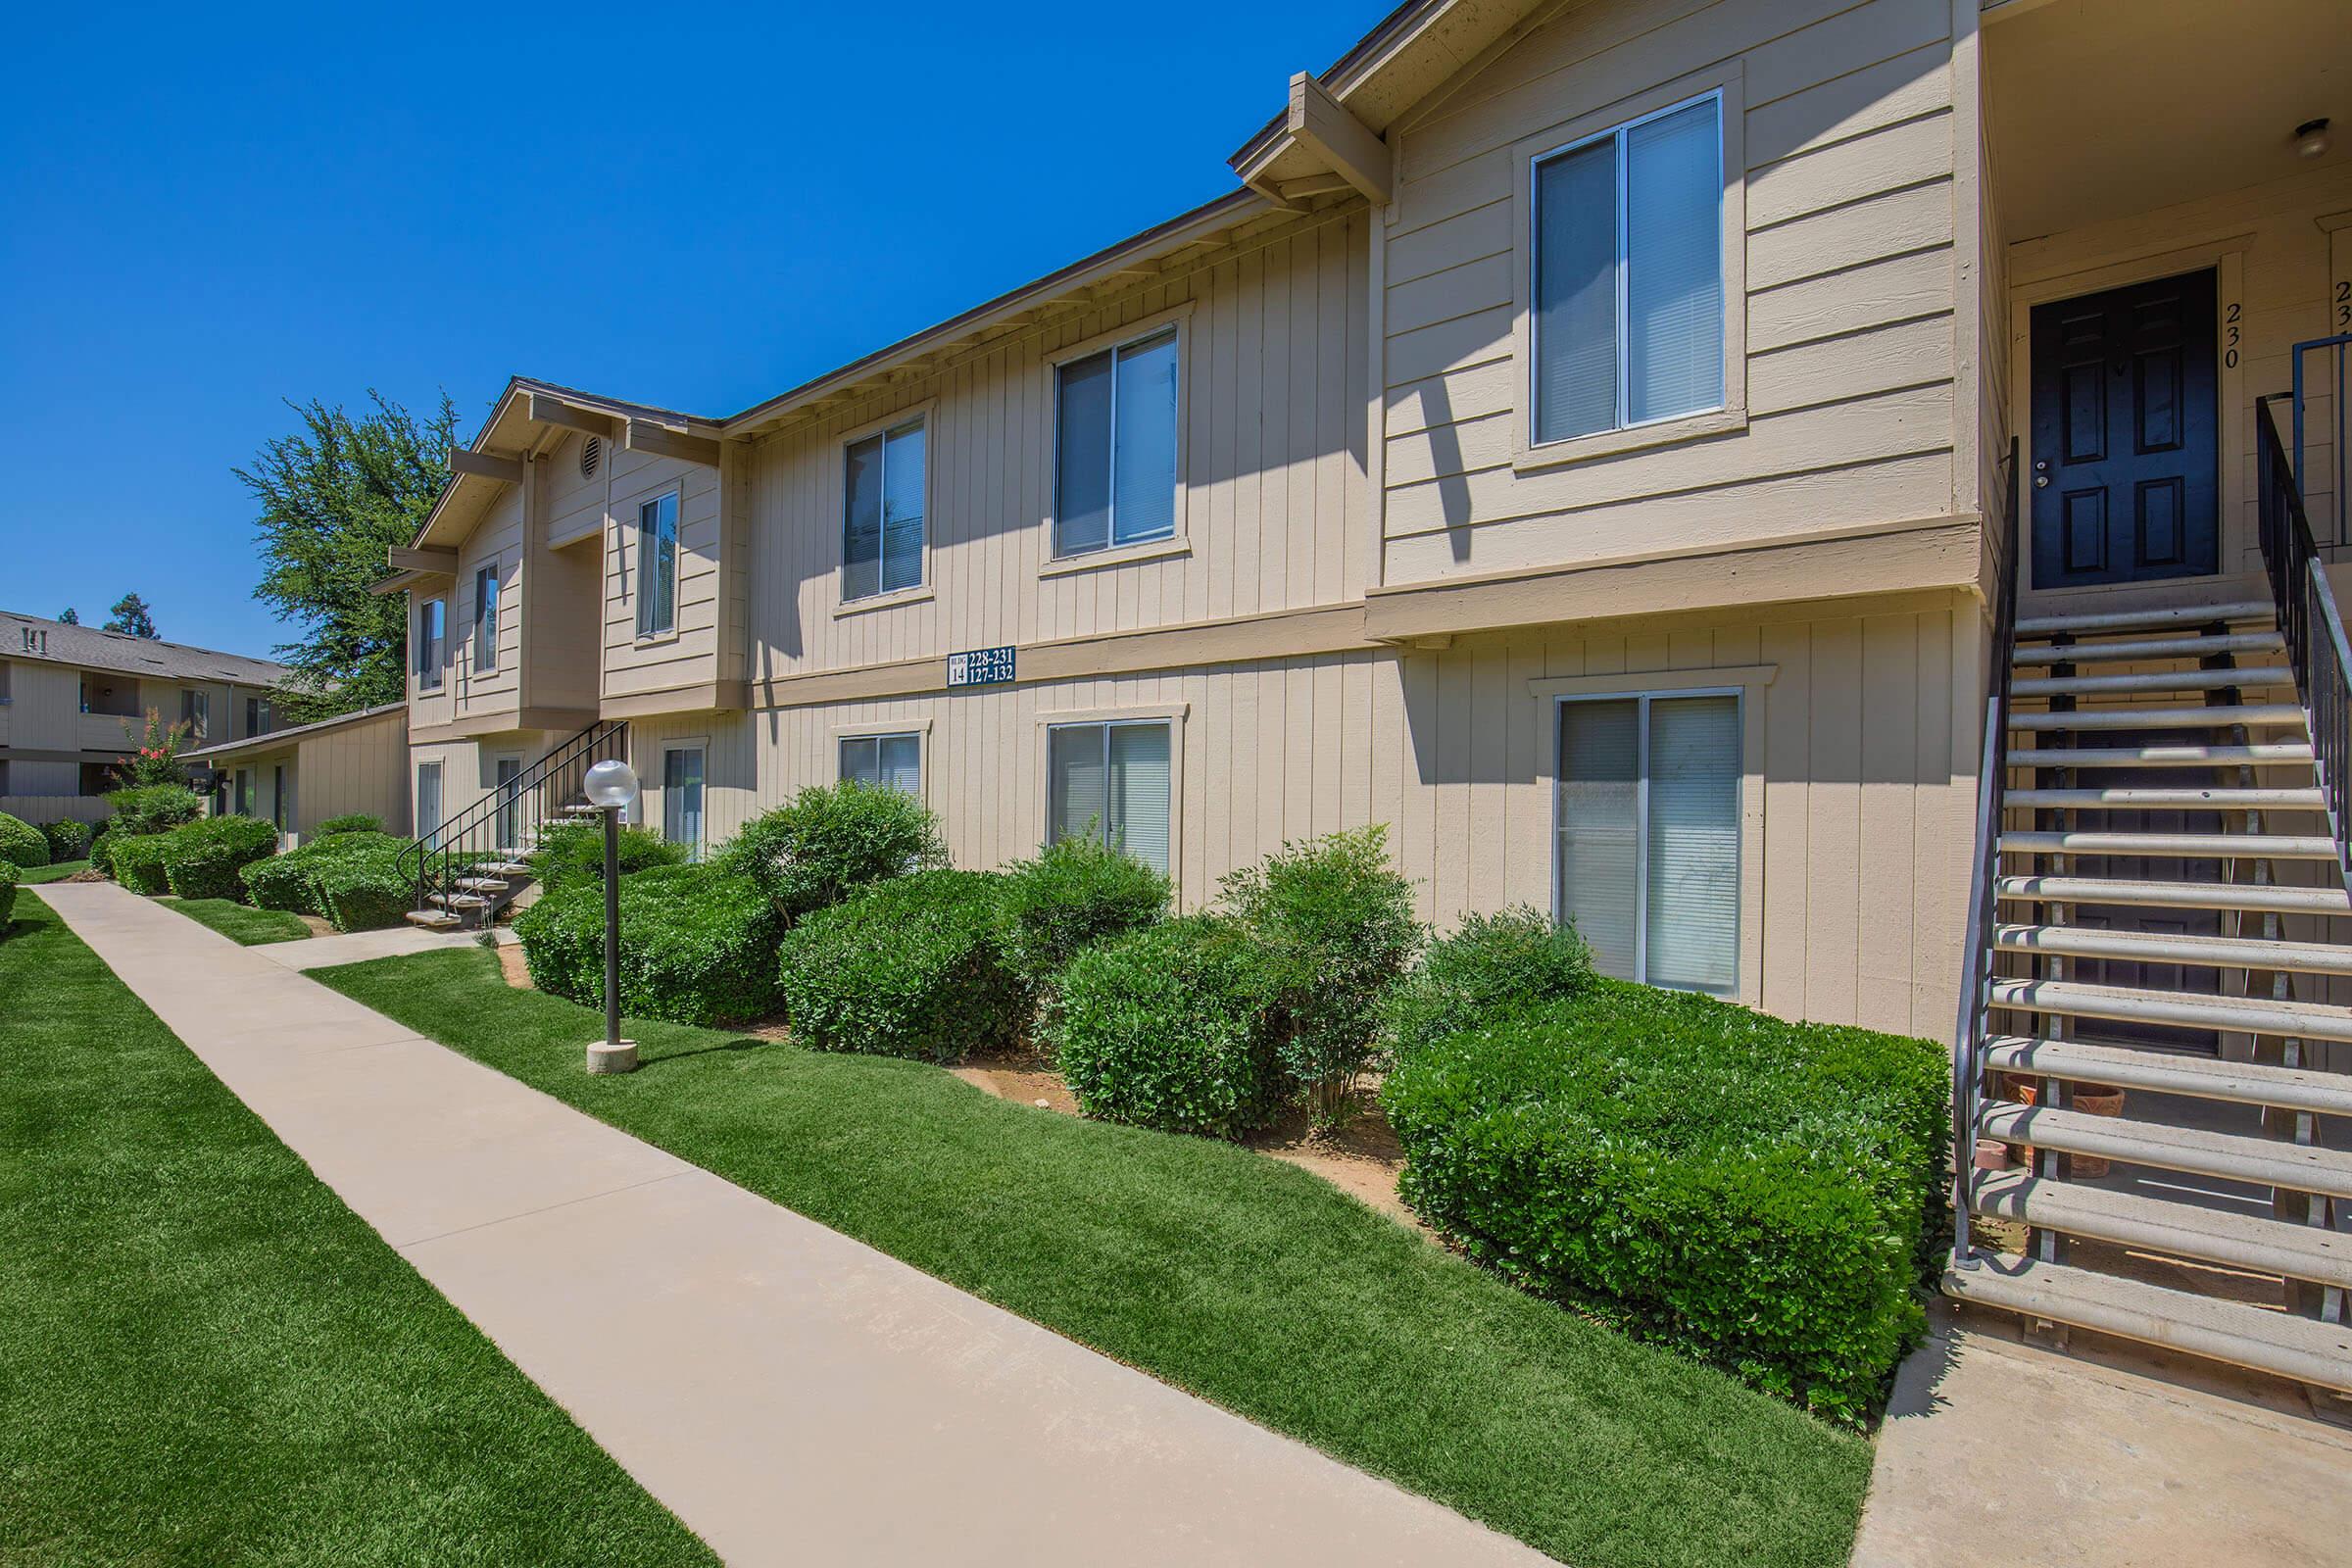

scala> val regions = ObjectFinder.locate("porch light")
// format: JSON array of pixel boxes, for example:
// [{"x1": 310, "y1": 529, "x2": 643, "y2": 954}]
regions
[
  {"x1": 2296, "y1": 119, "x2": 2330, "y2": 160},
  {"x1": 582, "y1": 759, "x2": 640, "y2": 1074}
]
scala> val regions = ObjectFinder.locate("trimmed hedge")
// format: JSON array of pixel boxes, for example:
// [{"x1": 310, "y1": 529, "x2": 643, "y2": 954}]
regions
[
  {"x1": 1382, "y1": 981, "x2": 1948, "y2": 1424},
  {"x1": 41, "y1": 818, "x2": 94, "y2": 862},
  {"x1": 105, "y1": 785, "x2": 202, "y2": 836},
  {"x1": 997, "y1": 836, "x2": 1169, "y2": 993},
  {"x1": 159, "y1": 816, "x2": 279, "y2": 902},
  {"x1": 314, "y1": 812, "x2": 383, "y2": 838},
  {"x1": 527, "y1": 820, "x2": 686, "y2": 898},
  {"x1": 1379, "y1": 906, "x2": 1594, "y2": 1067},
  {"x1": 241, "y1": 831, "x2": 412, "y2": 922},
  {"x1": 313, "y1": 846, "x2": 415, "y2": 934},
  {"x1": 514, "y1": 862, "x2": 786, "y2": 1026},
  {"x1": 721, "y1": 781, "x2": 947, "y2": 921},
  {"x1": 774, "y1": 869, "x2": 1025, "y2": 1060},
  {"x1": 108, "y1": 835, "x2": 173, "y2": 896},
  {"x1": 0, "y1": 812, "x2": 49, "y2": 869},
  {"x1": 0, "y1": 860, "x2": 17, "y2": 929},
  {"x1": 1048, "y1": 914, "x2": 1284, "y2": 1138}
]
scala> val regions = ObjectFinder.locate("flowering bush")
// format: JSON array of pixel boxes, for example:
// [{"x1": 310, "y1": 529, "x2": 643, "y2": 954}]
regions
[{"x1": 111, "y1": 710, "x2": 193, "y2": 788}]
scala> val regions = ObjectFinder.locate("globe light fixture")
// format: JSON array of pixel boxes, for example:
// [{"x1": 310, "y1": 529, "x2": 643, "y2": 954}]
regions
[
  {"x1": 582, "y1": 759, "x2": 641, "y2": 1074},
  {"x1": 2296, "y1": 118, "x2": 2331, "y2": 160}
]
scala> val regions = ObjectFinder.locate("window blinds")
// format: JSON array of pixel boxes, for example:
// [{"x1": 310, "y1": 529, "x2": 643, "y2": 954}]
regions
[
  {"x1": 845, "y1": 420, "x2": 926, "y2": 599},
  {"x1": 1555, "y1": 699, "x2": 1641, "y2": 979},
  {"x1": 1534, "y1": 141, "x2": 1619, "y2": 444},
  {"x1": 1048, "y1": 721, "x2": 1171, "y2": 875},
  {"x1": 1624, "y1": 100, "x2": 1724, "y2": 425}
]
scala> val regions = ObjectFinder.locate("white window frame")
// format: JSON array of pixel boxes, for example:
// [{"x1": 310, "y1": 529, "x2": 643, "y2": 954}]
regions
[
  {"x1": 472, "y1": 562, "x2": 501, "y2": 674},
  {"x1": 837, "y1": 404, "x2": 934, "y2": 612},
  {"x1": 1035, "y1": 702, "x2": 1187, "y2": 886},
  {"x1": 1512, "y1": 69, "x2": 1745, "y2": 471},
  {"x1": 416, "y1": 597, "x2": 446, "y2": 692},
  {"x1": 1044, "y1": 304, "x2": 1195, "y2": 572},
  {"x1": 661, "y1": 742, "x2": 708, "y2": 858},
  {"x1": 416, "y1": 760, "x2": 444, "y2": 848},
  {"x1": 635, "y1": 487, "x2": 681, "y2": 641}
]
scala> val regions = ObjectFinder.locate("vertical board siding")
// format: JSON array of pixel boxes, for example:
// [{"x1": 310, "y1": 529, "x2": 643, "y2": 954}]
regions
[{"x1": 294, "y1": 712, "x2": 413, "y2": 838}]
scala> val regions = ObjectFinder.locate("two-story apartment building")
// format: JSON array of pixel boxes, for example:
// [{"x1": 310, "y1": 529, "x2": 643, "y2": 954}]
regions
[
  {"x1": 393, "y1": 0, "x2": 2352, "y2": 1399},
  {"x1": 0, "y1": 611, "x2": 291, "y2": 826}
]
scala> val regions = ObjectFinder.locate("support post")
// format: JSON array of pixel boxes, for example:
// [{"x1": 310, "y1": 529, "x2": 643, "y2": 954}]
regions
[{"x1": 586, "y1": 803, "x2": 637, "y2": 1073}]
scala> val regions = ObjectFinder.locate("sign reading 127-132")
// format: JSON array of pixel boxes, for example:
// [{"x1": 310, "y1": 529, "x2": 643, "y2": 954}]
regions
[{"x1": 946, "y1": 645, "x2": 1016, "y2": 689}]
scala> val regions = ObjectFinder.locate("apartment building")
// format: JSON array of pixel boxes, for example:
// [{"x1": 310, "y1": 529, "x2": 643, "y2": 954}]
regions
[
  {"x1": 389, "y1": 0, "x2": 2352, "y2": 1396},
  {"x1": 0, "y1": 611, "x2": 290, "y2": 826}
]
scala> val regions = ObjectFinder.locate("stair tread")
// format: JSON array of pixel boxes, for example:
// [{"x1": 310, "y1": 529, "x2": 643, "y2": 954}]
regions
[
  {"x1": 403, "y1": 910, "x2": 462, "y2": 929},
  {"x1": 2015, "y1": 601, "x2": 2276, "y2": 637},
  {"x1": 2006, "y1": 741, "x2": 2315, "y2": 767},
  {"x1": 1981, "y1": 1035, "x2": 2352, "y2": 1113},
  {"x1": 2012, "y1": 631, "x2": 2285, "y2": 666},
  {"x1": 1941, "y1": 1252, "x2": 2352, "y2": 1392},
  {"x1": 1977, "y1": 1099, "x2": 2352, "y2": 1196},
  {"x1": 2013, "y1": 666, "x2": 2295, "y2": 698},
  {"x1": 1986, "y1": 976, "x2": 2352, "y2": 1042},
  {"x1": 1969, "y1": 1168, "x2": 2352, "y2": 1289},
  {"x1": 1994, "y1": 874, "x2": 2351, "y2": 913},
  {"x1": 2009, "y1": 704, "x2": 2306, "y2": 732},
  {"x1": 1999, "y1": 829, "x2": 2339, "y2": 858},
  {"x1": 2004, "y1": 786, "x2": 2325, "y2": 808},
  {"x1": 1992, "y1": 923, "x2": 2352, "y2": 972}
]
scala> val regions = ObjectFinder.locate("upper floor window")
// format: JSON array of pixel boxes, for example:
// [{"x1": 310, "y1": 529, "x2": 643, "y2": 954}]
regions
[
  {"x1": 245, "y1": 695, "x2": 270, "y2": 736},
  {"x1": 416, "y1": 598, "x2": 446, "y2": 691},
  {"x1": 179, "y1": 688, "x2": 209, "y2": 741},
  {"x1": 637, "y1": 491, "x2": 679, "y2": 638},
  {"x1": 1533, "y1": 93, "x2": 1724, "y2": 445},
  {"x1": 473, "y1": 564, "x2": 501, "y2": 673},
  {"x1": 844, "y1": 417, "x2": 926, "y2": 602},
  {"x1": 1054, "y1": 326, "x2": 1177, "y2": 558}
]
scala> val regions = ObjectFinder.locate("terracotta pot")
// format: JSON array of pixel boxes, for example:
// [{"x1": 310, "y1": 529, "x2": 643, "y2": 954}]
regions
[
  {"x1": 1973, "y1": 1136, "x2": 2013, "y2": 1172},
  {"x1": 2065, "y1": 1084, "x2": 2125, "y2": 1179},
  {"x1": 2006, "y1": 1081, "x2": 2038, "y2": 1169}
]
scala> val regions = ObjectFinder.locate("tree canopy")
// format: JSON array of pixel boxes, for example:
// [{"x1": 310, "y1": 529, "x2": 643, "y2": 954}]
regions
[
  {"x1": 239, "y1": 391, "x2": 454, "y2": 720},
  {"x1": 57, "y1": 608, "x2": 78, "y2": 624},
  {"x1": 104, "y1": 594, "x2": 159, "y2": 638}
]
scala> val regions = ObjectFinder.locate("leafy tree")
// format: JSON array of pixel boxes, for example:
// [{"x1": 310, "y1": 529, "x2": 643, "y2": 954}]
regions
[
  {"x1": 104, "y1": 594, "x2": 160, "y2": 639},
  {"x1": 238, "y1": 390, "x2": 455, "y2": 719},
  {"x1": 57, "y1": 608, "x2": 78, "y2": 624}
]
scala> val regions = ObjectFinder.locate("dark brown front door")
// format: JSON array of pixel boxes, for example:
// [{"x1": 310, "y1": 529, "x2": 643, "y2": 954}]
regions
[{"x1": 2030, "y1": 268, "x2": 2219, "y2": 588}]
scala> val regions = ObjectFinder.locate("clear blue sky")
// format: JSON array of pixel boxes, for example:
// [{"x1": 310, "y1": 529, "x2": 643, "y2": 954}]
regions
[{"x1": 0, "y1": 1, "x2": 1374, "y2": 658}]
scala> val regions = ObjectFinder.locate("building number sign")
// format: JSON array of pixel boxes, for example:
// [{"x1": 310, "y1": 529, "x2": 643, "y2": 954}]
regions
[{"x1": 947, "y1": 645, "x2": 1016, "y2": 688}]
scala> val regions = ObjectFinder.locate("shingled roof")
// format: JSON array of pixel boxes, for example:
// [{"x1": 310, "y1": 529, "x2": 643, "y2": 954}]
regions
[{"x1": 1, "y1": 611, "x2": 294, "y2": 688}]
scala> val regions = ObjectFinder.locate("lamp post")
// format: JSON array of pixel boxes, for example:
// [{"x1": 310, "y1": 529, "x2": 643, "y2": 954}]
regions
[{"x1": 581, "y1": 758, "x2": 640, "y2": 1074}]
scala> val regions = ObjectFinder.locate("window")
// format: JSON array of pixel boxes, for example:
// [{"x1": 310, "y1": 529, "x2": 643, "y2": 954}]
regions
[
  {"x1": 179, "y1": 689, "x2": 209, "y2": 741},
  {"x1": 1533, "y1": 93, "x2": 1724, "y2": 444},
  {"x1": 416, "y1": 599, "x2": 446, "y2": 691},
  {"x1": 843, "y1": 417, "x2": 926, "y2": 601},
  {"x1": 234, "y1": 767, "x2": 253, "y2": 817},
  {"x1": 245, "y1": 695, "x2": 270, "y2": 737},
  {"x1": 416, "y1": 761, "x2": 444, "y2": 848},
  {"x1": 1047, "y1": 720, "x2": 1171, "y2": 874},
  {"x1": 494, "y1": 758, "x2": 522, "y2": 851},
  {"x1": 0, "y1": 661, "x2": 11, "y2": 704},
  {"x1": 0, "y1": 760, "x2": 8, "y2": 796},
  {"x1": 637, "y1": 491, "x2": 679, "y2": 637},
  {"x1": 662, "y1": 747, "x2": 707, "y2": 858},
  {"x1": 473, "y1": 565, "x2": 501, "y2": 673},
  {"x1": 1054, "y1": 326, "x2": 1178, "y2": 557},
  {"x1": 272, "y1": 764, "x2": 289, "y2": 832},
  {"x1": 839, "y1": 732, "x2": 921, "y2": 796},
  {"x1": 1555, "y1": 692, "x2": 1740, "y2": 995}
]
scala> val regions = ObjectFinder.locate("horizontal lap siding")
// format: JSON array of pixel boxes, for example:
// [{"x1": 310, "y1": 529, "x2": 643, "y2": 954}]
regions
[
  {"x1": 454, "y1": 486, "x2": 525, "y2": 720},
  {"x1": 604, "y1": 448, "x2": 722, "y2": 700},
  {"x1": 1381, "y1": 0, "x2": 1960, "y2": 585}
]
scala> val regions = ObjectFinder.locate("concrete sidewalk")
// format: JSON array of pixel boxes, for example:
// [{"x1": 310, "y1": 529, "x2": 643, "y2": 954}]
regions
[
  {"x1": 258, "y1": 922, "x2": 480, "y2": 971},
  {"x1": 36, "y1": 882, "x2": 1544, "y2": 1568}
]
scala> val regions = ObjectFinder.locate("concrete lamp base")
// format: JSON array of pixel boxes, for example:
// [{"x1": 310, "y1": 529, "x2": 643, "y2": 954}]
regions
[{"x1": 585, "y1": 1039, "x2": 639, "y2": 1074}]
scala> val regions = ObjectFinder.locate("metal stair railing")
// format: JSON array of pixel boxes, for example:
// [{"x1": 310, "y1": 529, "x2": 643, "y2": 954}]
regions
[
  {"x1": 1952, "y1": 438, "x2": 2020, "y2": 1270},
  {"x1": 2256, "y1": 389, "x2": 2352, "y2": 881},
  {"x1": 398, "y1": 719, "x2": 629, "y2": 922}
]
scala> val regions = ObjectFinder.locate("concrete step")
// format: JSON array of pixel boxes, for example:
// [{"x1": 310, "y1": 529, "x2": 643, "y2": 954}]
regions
[
  {"x1": 1941, "y1": 1251, "x2": 2352, "y2": 1393},
  {"x1": 428, "y1": 893, "x2": 490, "y2": 910},
  {"x1": 404, "y1": 909, "x2": 463, "y2": 930},
  {"x1": 2012, "y1": 666, "x2": 2295, "y2": 699},
  {"x1": 1977, "y1": 1099, "x2": 2352, "y2": 1197},
  {"x1": 2015, "y1": 601, "x2": 2276, "y2": 638},
  {"x1": 2012, "y1": 630, "x2": 2286, "y2": 666},
  {"x1": 1968, "y1": 1168, "x2": 2352, "y2": 1290},
  {"x1": 1985, "y1": 976, "x2": 2352, "y2": 1043},
  {"x1": 1995, "y1": 874, "x2": 2351, "y2": 915},
  {"x1": 2009, "y1": 704, "x2": 2306, "y2": 733},
  {"x1": 1992, "y1": 922, "x2": 2352, "y2": 974},
  {"x1": 2005, "y1": 741, "x2": 2315, "y2": 769},
  {"x1": 2004, "y1": 786, "x2": 2326, "y2": 810},
  {"x1": 1980, "y1": 1035, "x2": 2352, "y2": 1114},
  {"x1": 480, "y1": 860, "x2": 535, "y2": 876},
  {"x1": 455, "y1": 877, "x2": 512, "y2": 894},
  {"x1": 1999, "y1": 829, "x2": 2340, "y2": 860}
]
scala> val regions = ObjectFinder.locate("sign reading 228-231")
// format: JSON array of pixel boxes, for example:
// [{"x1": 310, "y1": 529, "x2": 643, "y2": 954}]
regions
[{"x1": 946, "y1": 646, "x2": 1016, "y2": 688}]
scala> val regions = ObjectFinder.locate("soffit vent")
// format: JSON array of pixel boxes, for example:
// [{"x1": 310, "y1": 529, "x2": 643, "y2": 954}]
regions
[{"x1": 580, "y1": 435, "x2": 603, "y2": 477}]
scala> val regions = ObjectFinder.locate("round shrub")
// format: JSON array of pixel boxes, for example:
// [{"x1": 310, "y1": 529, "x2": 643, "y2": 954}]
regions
[
  {"x1": 242, "y1": 831, "x2": 407, "y2": 915},
  {"x1": 105, "y1": 784, "x2": 202, "y2": 837},
  {"x1": 0, "y1": 861, "x2": 18, "y2": 929},
  {"x1": 310, "y1": 840, "x2": 416, "y2": 932},
  {"x1": 721, "y1": 781, "x2": 947, "y2": 921},
  {"x1": 314, "y1": 812, "x2": 383, "y2": 838},
  {"x1": 774, "y1": 869, "x2": 1024, "y2": 1060},
  {"x1": 1048, "y1": 915, "x2": 1284, "y2": 1138},
  {"x1": 108, "y1": 834, "x2": 173, "y2": 895},
  {"x1": 1379, "y1": 906, "x2": 1594, "y2": 1067},
  {"x1": 41, "y1": 818, "x2": 94, "y2": 862},
  {"x1": 514, "y1": 862, "x2": 786, "y2": 1026},
  {"x1": 0, "y1": 812, "x2": 50, "y2": 869},
  {"x1": 527, "y1": 819, "x2": 686, "y2": 898},
  {"x1": 160, "y1": 815, "x2": 280, "y2": 901},
  {"x1": 997, "y1": 835, "x2": 1169, "y2": 992}
]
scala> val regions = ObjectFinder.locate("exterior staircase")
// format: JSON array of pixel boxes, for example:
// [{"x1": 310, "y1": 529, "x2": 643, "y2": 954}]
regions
[
  {"x1": 398, "y1": 720, "x2": 628, "y2": 931},
  {"x1": 1946, "y1": 412, "x2": 2352, "y2": 1416}
]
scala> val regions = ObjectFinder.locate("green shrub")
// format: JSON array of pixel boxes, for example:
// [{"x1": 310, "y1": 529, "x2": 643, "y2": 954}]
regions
[
  {"x1": 1220, "y1": 825, "x2": 1421, "y2": 1121},
  {"x1": 87, "y1": 826, "x2": 111, "y2": 873},
  {"x1": 1048, "y1": 915, "x2": 1285, "y2": 1138},
  {"x1": 240, "y1": 831, "x2": 406, "y2": 915},
  {"x1": 310, "y1": 838, "x2": 416, "y2": 932},
  {"x1": 1382, "y1": 981, "x2": 1949, "y2": 1424},
  {"x1": 997, "y1": 836, "x2": 1169, "y2": 994},
  {"x1": 720, "y1": 781, "x2": 947, "y2": 921},
  {"x1": 0, "y1": 861, "x2": 17, "y2": 929},
  {"x1": 105, "y1": 784, "x2": 202, "y2": 836},
  {"x1": 514, "y1": 862, "x2": 786, "y2": 1026},
  {"x1": 526, "y1": 819, "x2": 687, "y2": 898},
  {"x1": 159, "y1": 815, "x2": 279, "y2": 902},
  {"x1": 773, "y1": 870, "x2": 1024, "y2": 1060},
  {"x1": 314, "y1": 812, "x2": 382, "y2": 838},
  {"x1": 41, "y1": 818, "x2": 94, "y2": 862},
  {"x1": 108, "y1": 835, "x2": 173, "y2": 895},
  {"x1": 0, "y1": 812, "x2": 49, "y2": 869},
  {"x1": 1379, "y1": 906, "x2": 1594, "y2": 1067}
]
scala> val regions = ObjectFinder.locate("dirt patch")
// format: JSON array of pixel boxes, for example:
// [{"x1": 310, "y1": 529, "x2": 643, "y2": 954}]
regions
[
  {"x1": 61, "y1": 869, "x2": 108, "y2": 884},
  {"x1": 950, "y1": 1059, "x2": 1080, "y2": 1115},
  {"x1": 298, "y1": 914, "x2": 335, "y2": 938},
  {"x1": 494, "y1": 943, "x2": 535, "y2": 990}
]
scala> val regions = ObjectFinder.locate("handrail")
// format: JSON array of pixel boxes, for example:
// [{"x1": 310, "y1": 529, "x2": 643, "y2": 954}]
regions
[
  {"x1": 398, "y1": 719, "x2": 629, "y2": 921},
  {"x1": 2257, "y1": 392, "x2": 2352, "y2": 881},
  {"x1": 1950, "y1": 436, "x2": 2020, "y2": 1269},
  {"x1": 2291, "y1": 332, "x2": 2351, "y2": 549}
]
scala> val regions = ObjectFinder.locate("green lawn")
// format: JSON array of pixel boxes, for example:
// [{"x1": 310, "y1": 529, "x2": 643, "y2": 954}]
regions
[
  {"x1": 316, "y1": 947, "x2": 1874, "y2": 1568},
  {"x1": 18, "y1": 858, "x2": 90, "y2": 885},
  {"x1": 159, "y1": 895, "x2": 312, "y2": 945},
  {"x1": 0, "y1": 894, "x2": 714, "y2": 1567}
]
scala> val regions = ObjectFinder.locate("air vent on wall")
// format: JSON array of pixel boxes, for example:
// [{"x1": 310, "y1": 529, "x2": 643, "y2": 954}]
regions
[{"x1": 580, "y1": 435, "x2": 603, "y2": 477}]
